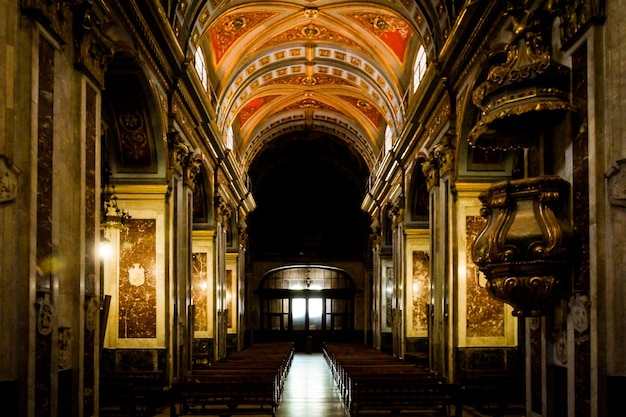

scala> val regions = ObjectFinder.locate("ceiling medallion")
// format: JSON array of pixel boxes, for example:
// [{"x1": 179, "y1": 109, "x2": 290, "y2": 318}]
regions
[
  {"x1": 226, "y1": 16, "x2": 247, "y2": 32},
  {"x1": 356, "y1": 100, "x2": 370, "y2": 109},
  {"x1": 372, "y1": 17, "x2": 390, "y2": 31},
  {"x1": 304, "y1": 7, "x2": 318, "y2": 19},
  {"x1": 302, "y1": 24, "x2": 320, "y2": 38}
]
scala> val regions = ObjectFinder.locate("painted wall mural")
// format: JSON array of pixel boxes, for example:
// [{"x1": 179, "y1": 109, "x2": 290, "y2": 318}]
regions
[
  {"x1": 411, "y1": 251, "x2": 430, "y2": 333},
  {"x1": 466, "y1": 215, "x2": 504, "y2": 338},
  {"x1": 192, "y1": 253, "x2": 208, "y2": 332},
  {"x1": 118, "y1": 219, "x2": 157, "y2": 338}
]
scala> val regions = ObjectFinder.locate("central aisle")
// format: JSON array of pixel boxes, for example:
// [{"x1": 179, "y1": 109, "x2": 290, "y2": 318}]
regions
[{"x1": 276, "y1": 352, "x2": 349, "y2": 417}]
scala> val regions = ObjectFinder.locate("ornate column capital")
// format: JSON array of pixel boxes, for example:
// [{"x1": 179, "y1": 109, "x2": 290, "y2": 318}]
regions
[
  {"x1": 422, "y1": 156, "x2": 439, "y2": 191},
  {"x1": 72, "y1": 1, "x2": 115, "y2": 89},
  {"x1": 238, "y1": 225, "x2": 249, "y2": 249},
  {"x1": 388, "y1": 199, "x2": 404, "y2": 229},
  {"x1": 432, "y1": 135, "x2": 455, "y2": 178},
  {"x1": 422, "y1": 136, "x2": 455, "y2": 190},
  {"x1": 183, "y1": 153, "x2": 202, "y2": 190},
  {"x1": 167, "y1": 132, "x2": 191, "y2": 176},
  {"x1": 215, "y1": 194, "x2": 232, "y2": 227}
]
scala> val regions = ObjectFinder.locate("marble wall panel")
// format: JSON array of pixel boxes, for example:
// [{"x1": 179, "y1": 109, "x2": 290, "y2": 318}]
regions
[
  {"x1": 192, "y1": 253, "x2": 208, "y2": 332},
  {"x1": 571, "y1": 41, "x2": 591, "y2": 417},
  {"x1": 118, "y1": 219, "x2": 157, "y2": 338},
  {"x1": 83, "y1": 81, "x2": 98, "y2": 416},
  {"x1": 466, "y1": 215, "x2": 504, "y2": 338},
  {"x1": 411, "y1": 251, "x2": 429, "y2": 334},
  {"x1": 226, "y1": 269, "x2": 233, "y2": 329},
  {"x1": 385, "y1": 266, "x2": 393, "y2": 329},
  {"x1": 35, "y1": 35, "x2": 55, "y2": 417}
]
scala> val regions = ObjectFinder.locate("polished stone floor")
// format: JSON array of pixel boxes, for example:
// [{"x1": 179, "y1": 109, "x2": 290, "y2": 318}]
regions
[{"x1": 275, "y1": 353, "x2": 349, "y2": 417}]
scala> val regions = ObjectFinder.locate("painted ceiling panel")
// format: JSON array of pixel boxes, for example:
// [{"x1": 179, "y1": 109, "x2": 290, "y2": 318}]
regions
[{"x1": 184, "y1": 1, "x2": 444, "y2": 171}]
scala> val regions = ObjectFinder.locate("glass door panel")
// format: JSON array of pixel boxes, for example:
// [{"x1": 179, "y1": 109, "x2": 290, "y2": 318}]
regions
[
  {"x1": 308, "y1": 298, "x2": 322, "y2": 330},
  {"x1": 292, "y1": 298, "x2": 306, "y2": 331}
]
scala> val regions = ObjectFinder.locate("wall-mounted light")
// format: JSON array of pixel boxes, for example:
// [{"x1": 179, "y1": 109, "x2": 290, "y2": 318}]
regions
[
  {"x1": 101, "y1": 183, "x2": 131, "y2": 230},
  {"x1": 98, "y1": 238, "x2": 112, "y2": 259}
]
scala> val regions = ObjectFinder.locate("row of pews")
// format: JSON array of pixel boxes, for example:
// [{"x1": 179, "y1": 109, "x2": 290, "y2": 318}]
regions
[
  {"x1": 323, "y1": 343, "x2": 462, "y2": 417},
  {"x1": 169, "y1": 342, "x2": 295, "y2": 417},
  {"x1": 100, "y1": 370, "x2": 166, "y2": 417}
]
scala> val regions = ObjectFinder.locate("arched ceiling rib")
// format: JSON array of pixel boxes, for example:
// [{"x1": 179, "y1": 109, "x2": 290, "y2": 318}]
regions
[{"x1": 176, "y1": 1, "x2": 449, "y2": 171}]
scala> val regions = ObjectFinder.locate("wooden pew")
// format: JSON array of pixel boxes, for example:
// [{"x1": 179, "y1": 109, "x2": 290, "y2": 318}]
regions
[
  {"x1": 100, "y1": 371, "x2": 166, "y2": 417},
  {"x1": 458, "y1": 369, "x2": 524, "y2": 417},
  {"x1": 351, "y1": 377, "x2": 461, "y2": 416},
  {"x1": 323, "y1": 343, "x2": 461, "y2": 417},
  {"x1": 170, "y1": 377, "x2": 278, "y2": 417},
  {"x1": 169, "y1": 342, "x2": 294, "y2": 417}
]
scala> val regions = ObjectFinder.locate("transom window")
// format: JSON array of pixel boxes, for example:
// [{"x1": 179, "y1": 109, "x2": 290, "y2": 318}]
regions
[{"x1": 258, "y1": 265, "x2": 355, "y2": 334}]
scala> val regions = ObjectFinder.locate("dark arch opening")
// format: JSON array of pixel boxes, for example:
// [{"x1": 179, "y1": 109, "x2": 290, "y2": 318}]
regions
[{"x1": 247, "y1": 132, "x2": 371, "y2": 263}]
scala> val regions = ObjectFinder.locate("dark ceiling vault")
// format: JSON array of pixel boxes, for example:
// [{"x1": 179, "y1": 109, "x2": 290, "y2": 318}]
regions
[{"x1": 248, "y1": 132, "x2": 371, "y2": 261}]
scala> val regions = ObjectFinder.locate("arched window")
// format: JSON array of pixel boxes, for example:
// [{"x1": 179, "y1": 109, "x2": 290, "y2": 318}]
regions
[
  {"x1": 225, "y1": 125, "x2": 234, "y2": 150},
  {"x1": 194, "y1": 47, "x2": 208, "y2": 90},
  {"x1": 385, "y1": 124, "x2": 393, "y2": 153},
  {"x1": 413, "y1": 45, "x2": 427, "y2": 93}
]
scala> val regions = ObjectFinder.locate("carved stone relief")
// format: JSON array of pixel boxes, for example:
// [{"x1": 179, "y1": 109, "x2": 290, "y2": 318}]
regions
[
  {"x1": 0, "y1": 155, "x2": 19, "y2": 203},
  {"x1": 606, "y1": 159, "x2": 626, "y2": 207}
]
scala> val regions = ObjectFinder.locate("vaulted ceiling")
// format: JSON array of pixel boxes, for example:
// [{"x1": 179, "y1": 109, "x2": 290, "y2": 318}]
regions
[{"x1": 174, "y1": 0, "x2": 453, "y2": 172}]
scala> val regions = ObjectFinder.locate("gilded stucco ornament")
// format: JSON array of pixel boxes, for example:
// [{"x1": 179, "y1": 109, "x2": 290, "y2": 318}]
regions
[
  {"x1": 472, "y1": 176, "x2": 574, "y2": 316},
  {"x1": 468, "y1": 0, "x2": 576, "y2": 149}
]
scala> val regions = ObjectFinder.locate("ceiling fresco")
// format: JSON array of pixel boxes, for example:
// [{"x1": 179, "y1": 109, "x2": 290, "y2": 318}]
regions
[{"x1": 176, "y1": 1, "x2": 449, "y2": 171}]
